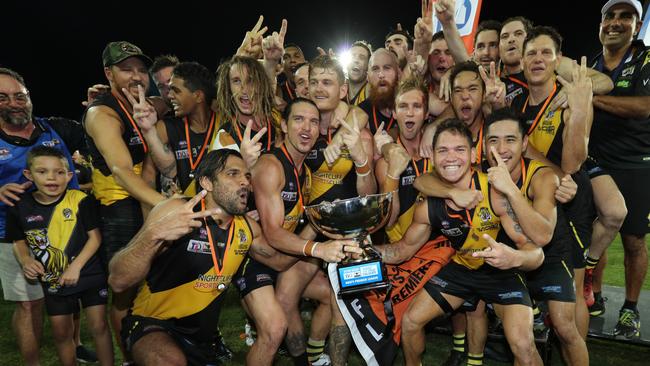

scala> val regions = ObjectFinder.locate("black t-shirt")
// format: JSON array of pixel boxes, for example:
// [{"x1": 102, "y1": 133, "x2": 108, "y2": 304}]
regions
[
  {"x1": 590, "y1": 40, "x2": 650, "y2": 169},
  {"x1": 6, "y1": 190, "x2": 104, "y2": 296}
]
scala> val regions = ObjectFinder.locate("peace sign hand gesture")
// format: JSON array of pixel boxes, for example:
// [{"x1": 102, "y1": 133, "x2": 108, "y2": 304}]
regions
[
  {"x1": 479, "y1": 62, "x2": 506, "y2": 108},
  {"x1": 237, "y1": 15, "x2": 268, "y2": 59},
  {"x1": 150, "y1": 190, "x2": 222, "y2": 244},
  {"x1": 414, "y1": 0, "x2": 434, "y2": 42},
  {"x1": 339, "y1": 115, "x2": 366, "y2": 166},
  {"x1": 373, "y1": 122, "x2": 394, "y2": 157},
  {"x1": 240, "y1": 120, "x2": 268, "y2": 168},
  {"x1": 123, "y1": 85, "x2": 157, "y2": 133}
]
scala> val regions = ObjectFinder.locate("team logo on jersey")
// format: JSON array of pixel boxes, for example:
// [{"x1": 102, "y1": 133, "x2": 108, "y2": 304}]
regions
[
  {"x1": 199, "y1": 228, "x2": 208, "y2": 239},
  {"x1": 62, "y1": 208, "x2": 73, "y2": 220},
  {"x1": 238, "y1": 228, "x2": 248, "y2": 244},
  {"x1": 41, "y1": 139, "x2": 61, "y2": 147},
  {"x1": 441, "y1": 220, "x2": 450, "y2": 229},
  {"x1": 187, "y1": 239, "x2": 211, "y2": 254},
  {"x1": 27, "y1": 215, "x2": 44, "y2": 223},
  {"x1": 306, "y1": 150, "x2": 318, "y2": 160},
  {"x1": 478, "y1": 207, "x2": 492, "y2": 223},
  {"x1": 0, "y1": 148, "x2": 11, "y2": 161}
]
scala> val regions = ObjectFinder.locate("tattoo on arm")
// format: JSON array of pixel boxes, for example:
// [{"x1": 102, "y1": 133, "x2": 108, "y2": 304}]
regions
[
  {"x1": 503, "y1": 200, "x2": 522, "y2": 233},
  {"x1": 329, "y1": 325, "x2": 352, "y2": 366}
]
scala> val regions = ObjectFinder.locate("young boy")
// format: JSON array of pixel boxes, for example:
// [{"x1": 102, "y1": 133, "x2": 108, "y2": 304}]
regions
[{"x1": 7, "y1": 146, "x2": 113, "y2": 366}]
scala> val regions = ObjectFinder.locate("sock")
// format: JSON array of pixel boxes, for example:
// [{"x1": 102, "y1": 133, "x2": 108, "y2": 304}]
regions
[
  {"x1": 594, "y1": 291, "x2": 602, "y2": 301},
  {"x1": 586, "y1": 256, "x2": 599, "y2": 270},
  {"x1": 532, "y1": 304, "x2": 541, "y2": 316},
  {"x1": 467, "y1": 352, "x2": 484, "y2": 366},
  {"x1": 622, "y1": 300, "x2": 638, "y2": 312},
  {"x1": 452, "y1": 333, "x2": 466, "y2": 353},
  {"x1": 306, "y1": 338, "x2": 325, "y2": 362},
  {"x1": 292, "y1": 351, "x2": 309, "y2": 366}
]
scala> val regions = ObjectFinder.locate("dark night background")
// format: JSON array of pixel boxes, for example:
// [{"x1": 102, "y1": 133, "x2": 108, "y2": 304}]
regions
[{"x1": 1, "y1": 1, "x2": 639, "y2": 122}]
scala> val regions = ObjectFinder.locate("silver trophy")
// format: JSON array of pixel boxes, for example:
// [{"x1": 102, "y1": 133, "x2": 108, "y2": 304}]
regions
[{"x1": 304, "y1": 192, "x2": 392, "y2": 296}]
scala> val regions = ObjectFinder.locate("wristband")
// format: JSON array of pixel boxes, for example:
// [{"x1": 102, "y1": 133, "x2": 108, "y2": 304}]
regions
[
  {"x1": 355, "y1": 158, "x2": 371, "y2": 176},
  {"x1": 303, "y1": 240, "x2": 317, "y2": 257}
]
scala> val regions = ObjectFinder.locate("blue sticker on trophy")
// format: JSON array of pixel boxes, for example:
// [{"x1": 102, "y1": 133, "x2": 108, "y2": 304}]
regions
[{"x1": 338, "y1": 260, "x2": 383, "y2": 288}]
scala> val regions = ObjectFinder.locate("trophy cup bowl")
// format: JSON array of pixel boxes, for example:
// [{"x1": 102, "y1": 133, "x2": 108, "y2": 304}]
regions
[{"x1": 304, "y1": 192, "x2": 392, "y2": 296}]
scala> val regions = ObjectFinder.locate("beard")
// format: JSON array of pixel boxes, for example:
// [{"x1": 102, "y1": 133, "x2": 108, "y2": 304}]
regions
[
  {"x1": 0, "y1": 106, "x2": 32, "y2": 127},
  {"x1": 369, "y1": 81, "x2": 397, "y2": 111},
  {"x1": 213, "y1": 185, "x2": 249, "y2": 216}
]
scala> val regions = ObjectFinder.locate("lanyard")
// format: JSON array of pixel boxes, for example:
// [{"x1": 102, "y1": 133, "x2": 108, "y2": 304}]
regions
[
  {"x1": 507, "y1": 76, "x2": 529, "y2": 89},
  {"x1": 474, "y1": 124, "x2": 484, "y2": 164},
  {"x1": 233, "y1": 117, "x2": 273, "y2": 150},
  {"x1": 373, "y1": 105, "x2": 394, "y2": 132},
  {"x1": 521, "y1": 82, "x2": 558, "y2": 135},
  {"x1": 113, "y1": 92, "x2": 148, "y2": 153},
  {"x1": 397, "y1": 136, "x2": 428, "y2": 177},
  {"x1": 446, "y1": 171, "x2": 476, "y2": 227},
  {"x1": 280, "y1": 144, "x2": 303, "y2": 209},
  {"x1": 201, "y1": 199, "x2": 234, "y2": 276},
  {"x1": 594, "y1": 47, "x2": 633, "y2": 82},
  {"x1": 184, "y1": 112, "x2": 216, "y2": 178},
  {"x1": 284, "y1": 81, "x2": 294, "y2": 100}
]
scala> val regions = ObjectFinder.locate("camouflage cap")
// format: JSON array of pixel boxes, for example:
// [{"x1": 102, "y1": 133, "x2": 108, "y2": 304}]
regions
[{"x1": 102, "y1": 41, "x2": 153, "y2": 67}]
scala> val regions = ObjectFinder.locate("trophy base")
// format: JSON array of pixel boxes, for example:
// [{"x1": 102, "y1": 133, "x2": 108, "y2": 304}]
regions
[{"x1": 336, "y1": 258, "x2": 390, "y2": 297}]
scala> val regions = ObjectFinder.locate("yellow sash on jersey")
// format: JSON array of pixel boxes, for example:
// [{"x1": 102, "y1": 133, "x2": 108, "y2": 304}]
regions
[
  {"x1": 132, "y1": 216, "x2": 252, "y2": 320},
  {"x1": 309, "y1": 151, "x2": 353, "y2": 204},
  {"x1": 452, "y1": 172, "x2": 501, "y2": 269},
  {"x1": 92, "y1": 162, "x2": 143, "y2": 206},
  {"x1": 528, "y1": 106, "x2": 564, "y2": 157}
]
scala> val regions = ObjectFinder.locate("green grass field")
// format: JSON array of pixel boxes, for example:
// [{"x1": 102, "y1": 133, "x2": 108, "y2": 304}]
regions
[{"x1": 1, "y1": 235, "x2": 648, "y2": 365}]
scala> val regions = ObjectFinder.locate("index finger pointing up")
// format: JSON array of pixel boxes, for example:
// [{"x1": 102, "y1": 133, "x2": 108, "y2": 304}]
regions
[{"x1": 489, "y1": 146, "x2": 506, "y2": 166}]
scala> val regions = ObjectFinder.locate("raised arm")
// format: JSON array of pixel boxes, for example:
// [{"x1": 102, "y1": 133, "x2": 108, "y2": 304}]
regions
[
  {"x1": 84, "y1": 104, "x2": 164, "y2": 207},
  {"x1": 558, "y1": 57, "x2": 593, "y2": 174},
  {"x1": 435, "y1": 0, "x2": 472, "y2": 63},
  {"x1": 125, "y1": 85, "x2": 177, "y2": 178}
]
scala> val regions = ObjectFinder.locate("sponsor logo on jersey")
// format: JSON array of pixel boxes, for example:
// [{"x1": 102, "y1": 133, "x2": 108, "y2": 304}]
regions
[
  {"x1": 27, "y1": 215, "x2": 44, "y2": 223},
  {"x1": 186, "y1": 239, "x2": 211, "y2": 254}
]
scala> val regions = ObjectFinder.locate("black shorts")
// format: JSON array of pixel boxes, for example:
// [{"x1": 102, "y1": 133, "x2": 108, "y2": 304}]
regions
[
  {"x1": 99, "y1": 197, "x2": 144, "y2": 270},
  {"x1": 121, "y1": 315, "x2": 216, "y2": 366},
  {"x1": 584, "y1": 155, "x2": 609, "y2": 179},
  {"x1": 233, "y1": 256, "x2": 278, "y2": 298},
  {"x1": 608, "y1": 168, "x2": 650, "y2": 235},
  {"x1": 44, "y1": 284, "x2": 109, "y2": 316},
  {"x1": 424, "y1": 261, "x2": 532, "y2": 314},
  {"x1": 563, "y1": 169, "x2": 596, "y2": 268},
  {"x1": 526, "y1": 260, "x2": 575, "y2": 302}
]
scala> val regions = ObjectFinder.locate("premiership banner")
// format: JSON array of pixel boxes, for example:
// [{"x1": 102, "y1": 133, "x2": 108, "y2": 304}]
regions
[
  {"x1": 329, "y1": 238, "x2": 455, "y2": 365},
  {"x1": 432, "y1": 0, "x2": 484, "y2": 54}
]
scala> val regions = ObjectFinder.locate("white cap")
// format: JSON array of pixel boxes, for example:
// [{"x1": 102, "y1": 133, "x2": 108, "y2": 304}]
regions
[{"x1": 601, "y1": 0, "x2": 643, "y2": 19}]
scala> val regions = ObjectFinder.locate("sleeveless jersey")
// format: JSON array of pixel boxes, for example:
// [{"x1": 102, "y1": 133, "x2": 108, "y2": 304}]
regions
[
  {"x1": 517, "y1": 158, "x2": 572, "y2": 263},
  {"x1": 514, "y1": 82, "x2": 565, "y2": 166},
  {"x1": 163, "y1": 113, "x2": 216, "y2": 195},
  {"x1": 131, "y1": 212, "x2": 252, "y2": 340},
  {"x1": 502, "y1": 71, "x2": 529, "y2": 106},
  {"x1": 305, "y1": 130, "x2": 358, "y2": 205},
  {"x1": 427, "y1": 171, "x2": 502, "y2": 269},
  {"x1": 385, "y1": 150, "x2": 432, "y2": 243},
  {"x1": 270, "y1": 145, "x2": 311, "y2": 233},
  {"x1": 6, "y1": 190, "x2": 104, "y2": 296},
  {"x1": 359, "y1": 99, "x2": 395, "y2": 135},
  {"x1": 347, "y1": 82, "x2": 368, "y2": 106},
  {"x1": 83, "y1": 92, "x2": 147, "y2": 206}
]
